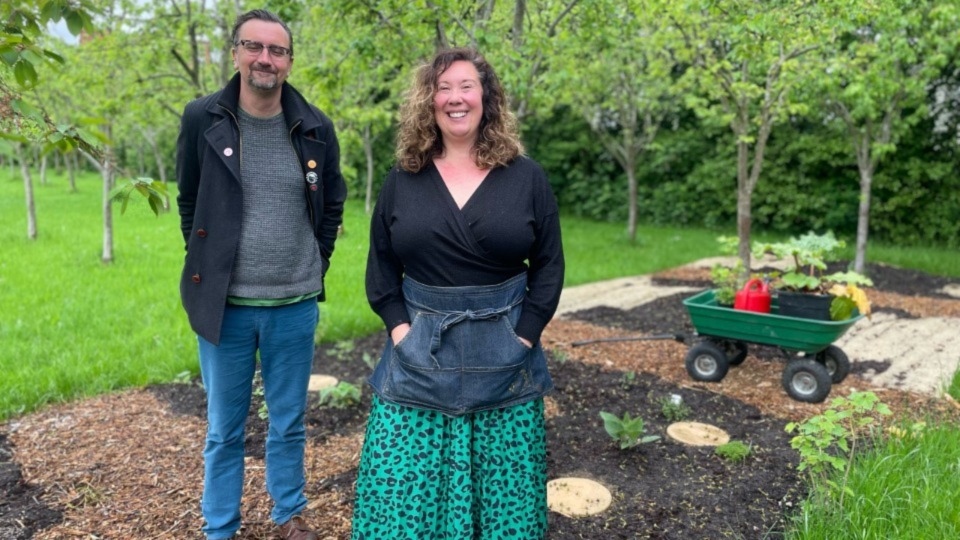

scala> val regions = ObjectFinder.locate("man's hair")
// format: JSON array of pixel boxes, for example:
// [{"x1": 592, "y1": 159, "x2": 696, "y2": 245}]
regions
[
  {"x1": 395, "y1": 47, "x2": 523, "y2": 173},
  {"x1": 230, "y1": 9, "x2": 294, "y2": 57}
]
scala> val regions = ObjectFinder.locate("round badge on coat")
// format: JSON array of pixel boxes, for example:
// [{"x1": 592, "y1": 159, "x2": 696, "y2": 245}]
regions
[
  {"x1": 223, "y1": 147, "x2": 233, "y2": 157},
  {"x1": 307, "y1": 159, "x2": 317, "y2": 169},
  {"x1": 306, "y1": 171, "x2": 318, "y2": 184}
]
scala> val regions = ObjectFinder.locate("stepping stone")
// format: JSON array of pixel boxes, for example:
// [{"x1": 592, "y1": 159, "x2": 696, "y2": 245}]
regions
[
  {"x1": 546, "y1": 477, "x2": 612, "y2": 517},
  {"x1": 666, "y1": 422, "x2": 730, "y2": 446},
  {"x1": 307, "y1": 375, "x2": 339, "y2": 392}
]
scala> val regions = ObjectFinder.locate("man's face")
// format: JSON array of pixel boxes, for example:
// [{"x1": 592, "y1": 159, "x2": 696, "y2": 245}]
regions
[{"x1": 232, "y1": 19, "x2": 292, "y2": 94}]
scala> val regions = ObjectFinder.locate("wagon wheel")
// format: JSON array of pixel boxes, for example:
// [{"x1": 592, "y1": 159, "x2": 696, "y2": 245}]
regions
[
  {"x1": 815, "y1": 345, "x2": 851, "y2": 384},
  {"x1": 710, "y1": 339, "x2": 748, "y2": 366},
  {"x1": 781, "y1": 359, "x2": 832, "y2": 403},
  {"x1": 685, "y1": 342, "x2": 730, "y2": 382}
]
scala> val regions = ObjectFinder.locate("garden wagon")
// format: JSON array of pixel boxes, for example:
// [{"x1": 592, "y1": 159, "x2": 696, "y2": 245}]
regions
[{"x1": 682, "y1": 289, "x2": 864, "y2": 403}]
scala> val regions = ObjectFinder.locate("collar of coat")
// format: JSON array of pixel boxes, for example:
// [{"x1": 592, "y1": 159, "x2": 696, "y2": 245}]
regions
[{"x1": 208, "y1": 73, "x2": 324, "y2": 134}]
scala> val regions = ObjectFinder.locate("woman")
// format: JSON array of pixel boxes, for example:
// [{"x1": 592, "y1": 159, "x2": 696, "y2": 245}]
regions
[{"x1": 351, "y1": 48, "x2": 564, "y2": 539}]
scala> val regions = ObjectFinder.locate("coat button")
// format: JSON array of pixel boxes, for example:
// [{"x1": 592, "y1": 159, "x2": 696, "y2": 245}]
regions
[
  {"x1": 192, "y1": 274, "x2": 201, "y2": 284},
  {"x1": 197, "y1": 228, "x2": 207, "y2": 238}
]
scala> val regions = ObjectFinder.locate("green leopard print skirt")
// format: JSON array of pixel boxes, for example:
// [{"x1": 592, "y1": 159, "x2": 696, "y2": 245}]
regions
[{"x1": 350, "y1": 396, "x2": 548, "y2": 539}]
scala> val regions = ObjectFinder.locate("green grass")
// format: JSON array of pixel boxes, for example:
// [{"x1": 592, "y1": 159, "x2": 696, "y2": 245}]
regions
[
  {"x1": 3, "y1": 168, "x2": 960, "y2": 422},
  {"x1": 948, "y1": 367, "x2": 960, "y2": 402},
  {"x1": 786, "y1": 424, "x2": 960, "y2": 539}
]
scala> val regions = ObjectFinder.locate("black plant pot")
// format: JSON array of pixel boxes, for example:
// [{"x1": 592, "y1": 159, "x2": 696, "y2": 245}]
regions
[{"x1": 777, "y1": 291, "x2": 833, "y2": 320}]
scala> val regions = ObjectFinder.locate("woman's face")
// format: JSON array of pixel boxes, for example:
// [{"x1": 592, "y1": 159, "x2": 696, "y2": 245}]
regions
[{"x1": 433, "y1": 60, "x2": 484, "y2": 146}]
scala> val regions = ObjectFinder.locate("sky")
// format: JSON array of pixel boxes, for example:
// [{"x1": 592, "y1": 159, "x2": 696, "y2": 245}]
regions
[{"x1": 47, "y1": 20, "x2": 80, "y2": 45}]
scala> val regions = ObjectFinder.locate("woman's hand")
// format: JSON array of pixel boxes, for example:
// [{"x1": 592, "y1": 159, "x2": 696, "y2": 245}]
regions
[{"x1": 391, "y1": 323, "x2": 411, "y2": 345}]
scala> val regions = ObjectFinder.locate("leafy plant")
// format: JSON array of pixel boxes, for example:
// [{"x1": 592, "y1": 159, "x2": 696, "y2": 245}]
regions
[
  {"x1": 109, "y1": 177, "x2": 168, "y2": 217},
  {"x1": 599, "y1": 411, "x2": 661, "y2": 449},
  {"x1": 753, "y1": 231, "x2": 873, "y2": 320},
  {"x1": 658, "y1": 395, "x2": 692, "y2": 421},
  {"x1": 330, "y1": 340, "x2": 356, "y2": 362},
  {"x1": 827, "y1": 283, "x2": 872, "y2": 320},
  {"x1": 253, "y1": 369, "x2": 268, "y2": 420},
  {"x1": 710, "y1": 263, "x2": 740, "y2": 305},
  {"x1": 551, "y1": 348, "x2": 569, "y2": 364},
  {"x1": 362, "y1": 352, "x2": 376, "y2": 371},
  {"x1": 715, "y1": 440, "x2": 752, "y2": 462},
  {"x1": 318, "y1": 381, "x2": 362, "y2": 409},
  {"x1": 786, "y1": 391, "x2": 891, "y2": 507},
  {"x1": 620, "y1": 370, "x2": 636, "y2": 389},
  {"x1": 710, "y1": 236, "x2": 745, "y2": 305}
]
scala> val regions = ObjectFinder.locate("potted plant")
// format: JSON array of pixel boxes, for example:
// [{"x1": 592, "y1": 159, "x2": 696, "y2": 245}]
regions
[
  {"x1": 752, "y1": 232, "x2": 872, "y2": 321},
  {"x1": 710, "y1": 263, "x2": 740, "y2": 307}
]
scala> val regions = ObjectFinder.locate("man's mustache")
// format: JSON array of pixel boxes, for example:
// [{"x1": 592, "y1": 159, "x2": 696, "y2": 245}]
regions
[{"x1": 251, "y1": 63, "x2": 277, "y2": 74}]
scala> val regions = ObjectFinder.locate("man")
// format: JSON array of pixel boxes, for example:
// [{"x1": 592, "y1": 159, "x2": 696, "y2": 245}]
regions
[{"x1": 176, "y1": 9, "x2": 346, "y2": 540}]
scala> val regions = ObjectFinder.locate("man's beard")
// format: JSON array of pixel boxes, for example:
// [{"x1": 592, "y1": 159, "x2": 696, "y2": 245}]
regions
[{"x1": 248, "y1": 65, "x2": 279, "y2": 91}]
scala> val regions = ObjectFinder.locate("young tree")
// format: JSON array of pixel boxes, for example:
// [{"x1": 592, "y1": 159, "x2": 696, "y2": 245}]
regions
[
  {"x1": 563, "y1": 0, "x2": 681, "y2": 242},
  {"x1": 665, "y1": 0, "x2": 831, "y2": 271},
  {"x1": 1, "y1": 0, "x2": 98, "y2": 240},
  {"x1": 822, "y1": 0, "x2": 960, "y2": 272}
]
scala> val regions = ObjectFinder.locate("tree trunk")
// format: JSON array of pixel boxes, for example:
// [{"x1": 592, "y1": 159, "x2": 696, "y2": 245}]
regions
[
  {"x1": 82, "y1": 139, "x2": 115, "y2": 263},
  {"x1": 142, "y1": 127, "x2": 170, "y2": 209},
  {"x1": 736, "y1": 138, "x2": 752, "y2": 273},
  {"x1": 854, "y1": 162, "x2": 873, "y2": 274},
  {"x1": 101, "y1": 147, "x2": 115, "y2": 264},
  {"x1": 39, "y1": 152, "x2": 48, "y2": 186},
  {"x1": 363, "y1": 124, "x2": 374, "y2": 215},
  {"x1": 17, "y1": 144, "x2": 38, "y2": 240},
  {"x1": 67, "y1": 152, "x2": 78, "y2": 192},
  {"x1": 625, "y1": 162, "x2": 638, "y2": 243}
]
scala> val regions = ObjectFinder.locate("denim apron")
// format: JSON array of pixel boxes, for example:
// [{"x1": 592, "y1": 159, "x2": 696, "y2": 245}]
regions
[{"x1": 368, "y1": 273, "x2": 553, "y2": 416}]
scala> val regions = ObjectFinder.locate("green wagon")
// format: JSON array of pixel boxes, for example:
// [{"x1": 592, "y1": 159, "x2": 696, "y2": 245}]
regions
[{"x1": 682, "y1": 289, "x2": 864, "y2": 403}]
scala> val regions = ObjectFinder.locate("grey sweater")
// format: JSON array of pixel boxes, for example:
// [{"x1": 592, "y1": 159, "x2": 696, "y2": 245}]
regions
[{"x1": 227, "y1": 109, "x2": 323, "y2": 300}]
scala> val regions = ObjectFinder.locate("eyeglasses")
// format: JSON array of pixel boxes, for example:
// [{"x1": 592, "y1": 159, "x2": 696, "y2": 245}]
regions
[{"x1": 236, "y1": 40, "x2": 292, "y2": 59}]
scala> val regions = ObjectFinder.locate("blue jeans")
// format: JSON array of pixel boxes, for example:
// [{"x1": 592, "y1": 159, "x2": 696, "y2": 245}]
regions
[{"x1": 197, "y1": 299, "x2": 318, "y2": 539}]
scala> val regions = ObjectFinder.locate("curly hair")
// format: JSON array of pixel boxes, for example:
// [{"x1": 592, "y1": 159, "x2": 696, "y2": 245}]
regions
[{"x1": 395, "y1": 48, "x2": 524, "y2": 173}]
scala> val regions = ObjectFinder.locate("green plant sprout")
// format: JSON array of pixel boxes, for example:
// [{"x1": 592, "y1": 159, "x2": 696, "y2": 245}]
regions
[
  {"x1": 331, "y1": 340, "x2": 356, "y2": 362},
  {"x1": 318, "y1": 381, "x2": 362, "y2": 409},
  {"x1": 786, "y1": 391, "x2": 891, "y2": 508},
  {"x1": 658, "y1": 395, "x2": 692, "y2": 421},
  {"x1": 252, "y1": 369, "x2": 268, "y2": 420},
  {"x1": 599, "y1": 411, "x2": 661, "y2": 449},
  {"x1": 715, "y1": 440, "x2": 752, "y2": 462}
]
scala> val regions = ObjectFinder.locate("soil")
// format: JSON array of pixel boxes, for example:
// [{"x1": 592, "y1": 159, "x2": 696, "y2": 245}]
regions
[{"x1": 2, "y1": 262, "x2": 959, "y2": 539}]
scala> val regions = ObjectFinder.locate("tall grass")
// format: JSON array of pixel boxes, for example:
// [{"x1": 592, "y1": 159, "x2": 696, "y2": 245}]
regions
[
  {"x1": 786, "y1": 424, "x2": 960, "y2": 539},
  {"x1": 3, "y1": 169, "x2": 960, "y2": 421}
]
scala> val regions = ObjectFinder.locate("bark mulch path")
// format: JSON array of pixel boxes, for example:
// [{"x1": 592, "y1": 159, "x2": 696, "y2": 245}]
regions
[{"x1": 2, "y1": 262, "x2": 958, "y2": 539}]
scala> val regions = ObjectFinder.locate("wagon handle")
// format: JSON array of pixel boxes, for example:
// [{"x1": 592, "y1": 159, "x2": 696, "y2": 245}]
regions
[{"x1": 571, "y1": 333, "x2": 688, "y2": 347}]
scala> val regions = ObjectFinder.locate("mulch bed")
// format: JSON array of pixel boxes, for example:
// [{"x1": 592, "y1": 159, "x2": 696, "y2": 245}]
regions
[{"x1": 2, "y1": 262, "x2": 958, "y2": 539}]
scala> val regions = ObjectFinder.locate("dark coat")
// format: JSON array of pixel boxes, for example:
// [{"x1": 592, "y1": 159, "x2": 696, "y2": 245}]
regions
[{"x1": 175, "y1": 74, "x2": 347, "y2": 345}]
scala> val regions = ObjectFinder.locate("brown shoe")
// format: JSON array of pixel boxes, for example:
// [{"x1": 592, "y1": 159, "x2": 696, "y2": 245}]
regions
[{"x1": 277, "y1": 515, "x2": 318, "y2": 540}]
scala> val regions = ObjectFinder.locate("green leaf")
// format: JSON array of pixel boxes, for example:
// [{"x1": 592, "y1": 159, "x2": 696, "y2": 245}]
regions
[
  {"x1": 13, "y1": 60, "x2": 38, "y2": 87},
  {"x1": 42, "y1": 49, "x2": 65, "y2": 64},
  {"x1": 829, "y1": 296, "x2": 856, "y2": 321},
  {"x1": 66, "y1": 11, "x2": 84, "y2": 36},
  {"x1": 40, "y1": 0, "x2": 63, "y2": 22},
  {"x1": 10, "y1": 98, "x2": 42, "y2": 121}
]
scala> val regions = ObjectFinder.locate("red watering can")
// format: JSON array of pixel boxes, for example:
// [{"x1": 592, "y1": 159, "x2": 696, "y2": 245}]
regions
[{"x1": 734, "y1": 279, "x2": 771, "y2": 313}]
